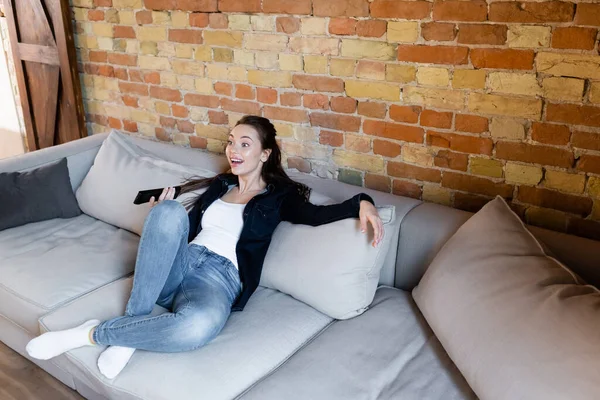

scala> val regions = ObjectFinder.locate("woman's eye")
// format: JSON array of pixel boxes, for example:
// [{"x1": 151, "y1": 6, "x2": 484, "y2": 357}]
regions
[
  {"x1": 242, "y1": 143, "x2": 249, "y2": 147},
  {"x1": 227, "y1": 141, "x2": 232, "y2": 145}
]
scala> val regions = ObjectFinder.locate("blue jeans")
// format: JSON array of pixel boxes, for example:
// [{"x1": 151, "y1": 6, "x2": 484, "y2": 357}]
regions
[{"x1": 93, "y1": 201, "x2": 242, "y2": 352}]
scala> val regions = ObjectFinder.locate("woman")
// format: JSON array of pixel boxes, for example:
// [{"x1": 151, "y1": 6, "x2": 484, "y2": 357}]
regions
[{"x1": 26, "y1": 116, "x2": 383, "y2": 379}]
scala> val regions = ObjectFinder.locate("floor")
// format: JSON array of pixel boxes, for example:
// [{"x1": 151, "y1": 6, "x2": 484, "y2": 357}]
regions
[{"x1": 0, "y1": 341, "x2": 83, "y2": 400}]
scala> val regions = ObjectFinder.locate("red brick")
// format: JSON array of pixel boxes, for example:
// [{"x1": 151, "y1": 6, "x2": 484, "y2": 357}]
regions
[
  {"x1": 123, "y1": 120, "x2": 138, "y2": 132},
  {"x1": 160, "y1": 116, "x2": 177, "y2": 128},
  {"x1": 88, "y1": 114, "x2": 108, "y2": 126},
  {"x1": 547, "y1": 103, "x2": 600, "y2": 128},
  {"x1": 303, "y1": 94, "x2": 330, "y2": 110},
  {"x1": 155, "y1": 127, "x2": 169, "y2": 141},
  {"x1": 518, "y1": 186, "x2": 592, "y2": 217},
  {"x1": 136, "y1": 10, "x2": 152, "y2": 24},
  {"x1": 88, "y1": 10, "x2": 104, "y2": 21},
  {"x1": 310, "y1": 113, "x2": 361, "y2": 132},
  {"x1": 129, "y1": 70, "x2": 143, "y2": 82},
  {"x1": 108, "y1": 117, "x2": 122, "y2": 129},
  {"x1": 118, "y1": 81, "x2": 148, "y2": 96},
  {"x1": 551, "y1": 27, "x2": 597, "y2": 50},
  {"x1": 114, "y1": 25, "x2": 136, "y2": 38},
  {"x1": 221, "y1": 98, "x2": 261, "y2": 115},
  {"x1": 190, "y1": 13, "x2": 210, "y2": 27},
  {"x1": 371, "y1": 0, "x2": 431, "y2": 19},
  {"x1": 365, "y1": 173, "x2": 391, "y2": 193},
  {"x1": 209, "y1": 13, "x2": 228, "y2": 29},
  {"x1": 150, "y1": 86, "x2": 182, "y2": 102},
  {"x1": 287, "y1": 157, "x2": 311, "y2": 173},
  {"x1": 276, "y1": 17, "x2": 300, "y2": 33},
  {"x1": 184, "y1": 93, "x2": 220, "y2": 108},
  {"x1": 208, "y1": 110, "x2": 228, "y2": 124},
  {"x1": 577, "y1": 154, "x2": 600, "y2": 174},
  {"x1": 426, "y1": 131, "x2": 492, "y2": 155},
  {"x1": 397, "y1": 45, "x2": 469, "y2": 65},
  {"x1": 235, "y1": 84, "x2": 255, "y2": 100},
  {"x1": 313, "y1": 0, "x2": 369, "y2": 17},
  {"x1": 172, "y1": 104, "x2": 189, "y2": 118},
  {"x1": 107, "y1": 53, "x2": 137, "y2": 66},
  {"x1": 168, "y1": 29, "x2": 203, "y2": 44},
  {"x1": 470, "y1": 48, "x2": 534, "y2": 70},
  {"x1": 176, "y1": 0, "x2": 217, "y2": 11},
  {"x1": 329, "y1": 18, "x2": 357, "y2": 35},
  {"x1": 84, "y1": 64, "x2": 114, "y2": 77},
  {"x1": 212, "y1": 83, "x2": 232, "y2": 97},
  {"x1": 434, "y1": 150, "x2": 468, "y2": 171},
  {"x1": 218, "y1": 0, "x2": 261, "y2": 12},
  {"x1": 358, "y1": 102, "x2": 386, "y2": 119},
  {"x1": 257, "y1": 87, "x2": 277, "y2": 104},
  {"x1": 331, "y1": 97, "x2": 357, "y2": 113},
  {"x1": 190, "y1": 136, "x2": 208, "y2": 149},
  {"x1": 356, "y1": 20, "x2": 387, "y2": 38},
  {"x1": 388, "y1": 162, "x2": 441, "y2": 183},
  {"x1": 373, "y1": 139, "x2": 401, "y2": 158},
  {"x1": 293, "y1": 75, "x2": 344, "y2": 92},
  {"x1": 455, "y1": 114, "x2": 488, "y2": 133},
  {"x1": 442, "y1": 171, "x2": 513, "y2": 198},
  {"x1": 575, "y1": 4, "x2": 600, "y2": 26},
  {"x1": 390, "y1": 105, "x2": 421, "y2": 123},
  {"x1": 531, "y1": 123, "x2": 570, "y2": 146},
  {"x1": 144, "y1": 71, "x2": 161, "y2": 84},
  {"x1": 457, "y1": 24, "x2": 507, "y2": 45},
  {"x1": 320, "y1": 130, "x2": 344, "y2": 147},
  {"x1": 94, "y1": 0, "x2": 112, "y2": 6},
  {"x1": 495, "y1": 141, "x2": 574, "y2": 168},
  {"x1": 177, "y1": 120, "x2": 194, "y2": 133},
  {"x1": 89, "y1": 51, "x2": 107, "y2": 63},
  {"x1": 421, "y1": 22, "x2": 457, "y2": 41},
  {"x1": 572, "y1": 131, "x2": 600, "y2": 151},
  {"x1": 113, "y1": 67, "x2": 128, "y2": 80},
  {"x1": 433, "y1": 0, "x2": 487, "y2": 21},
  {"x1": 280, "y1": 92, "x2": 301, "y2": 106},
  {"x1": 489, "y1": 1, "x2": 575, "y2": 23},
  {"x1": 421, "y1": 110, "x2": 452, "y2": 129},
  {"x1": 263, "y1": 0, "x2": 312, "y2": 14},
  {"x1": 454, "y1": 192, "x2": 492, "y2": 213},
  {"x1": 364, "y1": 120, "x2": 424, "y2": 143},
  {"x1": 392, "y1": 179, "x2": 422, "y2": 199},
  {"x1": 122, "y1": 95, "x2": 138, "y2": 107},
  {"x1": 567, "y1": 218, "x2": 600, "y2": 241}
]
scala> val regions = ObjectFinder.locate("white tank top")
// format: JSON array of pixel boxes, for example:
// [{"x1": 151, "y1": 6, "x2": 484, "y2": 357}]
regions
[{"x1": 191, "y1": 199, "x2": 245, "y2": 269}]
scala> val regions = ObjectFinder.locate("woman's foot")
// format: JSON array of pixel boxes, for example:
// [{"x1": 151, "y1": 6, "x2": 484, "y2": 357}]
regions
[
  {"x1": 97, "y1": 346, "x2": 136, "y2": 379},
  {"x1": 26, "y1": 319, "x2": 100, "y2": 360}
]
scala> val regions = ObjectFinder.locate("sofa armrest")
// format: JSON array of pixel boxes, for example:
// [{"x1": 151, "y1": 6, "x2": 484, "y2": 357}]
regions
[{"x1": 0, "y1": 133, "x2": 107, "y2": 192}]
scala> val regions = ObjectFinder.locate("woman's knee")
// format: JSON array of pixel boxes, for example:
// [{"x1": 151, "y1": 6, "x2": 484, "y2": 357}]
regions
[
  {"x1": 145, "y1": 200, "x2": 188, "y2": 234},
  {"x1": 169, "y1": 308, "x2": 229, "y2": 352}
]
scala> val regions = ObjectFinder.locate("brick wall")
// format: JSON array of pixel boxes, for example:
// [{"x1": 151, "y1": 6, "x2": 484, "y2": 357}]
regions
[{"x1": 72, "y1": 0, "x2": 600, "y2": 240}]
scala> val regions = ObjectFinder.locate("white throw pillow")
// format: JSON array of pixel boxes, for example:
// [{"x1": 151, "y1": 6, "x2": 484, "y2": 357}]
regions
[
  {"x1": 413, "y1": 197, "x2": 600, "y2": 400},
  {"x1": 76, "y1": 131, "x2": 215, "y2": 235},
  {"x1": 260, "y1": 205, "x2": 396, "y2": 319}
]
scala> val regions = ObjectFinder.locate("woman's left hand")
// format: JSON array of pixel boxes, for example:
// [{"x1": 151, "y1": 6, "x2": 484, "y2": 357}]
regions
[{"x1": 359, "y1": 200, "x2": 383, "y2": 247}]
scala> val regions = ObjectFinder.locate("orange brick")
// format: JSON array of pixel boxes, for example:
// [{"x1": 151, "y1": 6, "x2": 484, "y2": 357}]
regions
[
  {"x1": 276, "y1": 17, "x2": 300, "y2": 33},
  {"x1": 363, "y1": 120, "x2": 424, "y2": 143},
  {"x1": 107, "y1": 53, "x2": 137, "y2": 66},
  {"x1": 489, "y1": 1, "x2": 574, "y2": 23},
  {"x1": 214, "y1": 82, "x2": 232, "y2": 96},
  {"x1": 433, "y1": 0, "x2": 487, "y2": 21},
  {"x1": 150, "y1": 86, "x2": 182, "y2": 102},
  {"x1": 371, "y1": 0, "x2": 431, "y2": 19},
  {"x1": 190, "y1": 136, "x2": 208, "y2": 148},
  {"x1": 434, "y1": 150, "x2": 468, "y2": 171},
  {"x1": 108, "y1": 117, "x2": 122, "y2": 129},
  {"x1": 169, "y1": 29, "x2": 203, "y2": 44},
  {"x1": 136, "y1": 10, "x2": 152, "y2": 24},
  {"x1": 390, "y1": 105, "x2": 421, "y2": 123},
  {"x1": 470, "y1": 48, "x2": 534, "y2": 70},
  {"x1": 209, "y1": 13, "x2": 228, "y2": 28},
  {"x1": 89, "y1": 51, "x2": 107, "y2": 63},
  {"x1": 495, "y1": 141, "x2": 574, "y2": 168},
  {"x1": 531, "y1": 123, "x2": 570, "y2": 146},
  {"x1": 345, "y1": 134, "x2": 371, "y2": 153},
  {"x1": 575, "y1": 4, "x2": 600, "y2": 26},
  {"x1": 397, "y1": 45, "x2": 469, "y2": 65},
  {"x1": 304, "y1": 94, "x2": 330, "y2": 110},
  {"x1": 518, "y1": 186, "x2": 592, "y2": 217},
  {"x1": 389, "y1": 161, "x2": 441, "y2": 183},
  {"x1": 455, "y1": 114, "x2": 488, "y2": 133},
  {"x1": 358, "y1": 102, "x2": 386, "y2": 119},
  {"x1": 85, "y1": 64, "x2": 114, "y2": 77},
  {"x1": 129, "y1": 70, "x2": 143, "y2": 82},
  {"x1": 365, "y1": 173, "x2": 391, "y2": 193},
  {"x1": 331, "y1": 97, "x2": 357, "y2": 113},
  {"x1": 421, "y1": 110, "x2": 452, "y2": 128},
  {"x1": 547, "y1": 103, "x2": 600, "y2": 128},
  {"x1": 144, "y1": 71, "x2": 161, "y2": 84},
  {"x1": 184, "y1": 93, "x2": 220, "y2": 108},
  {"x1": 221, "y1": 98, "x2": 261, "y2": 115},
  {"x1": 176, "y1": 0, "x2": 218, "y2": 11},
  {"x1": 119, "y1": 81, "x2": 148, "y2": 96},
  {"x1": 373, "y1": 139, "x2": 401, "y2": 158},
  {"x1": 88, "y1": 10, "x2": 104, "y2": 21},
  {"x1": 426, "y1": 131, "x2": 492, "y2": 155},
  {"x1": 457, "y1": 24, "x2": 507, "y2": 45},
  {"x1": 122, "y1": 95, "x2": 138, "y2": 107},
  {"x1": 421, "y1": 22, "x2": 457, "y2": 41},
  {"x1": 235, "y1": 84, "x2": 255, "y2": 100},
  {"x1": 190, "y1": 13, "x2": 210, "y2": 27},
  {"x1": 145, "y1": 0, "x2": 172, "y2": 10},
  {"x1": 257, "y1": 88, "x2": 277, "y2": 104},
  {"x1": 292, "y1": 75, "x2": 344, "y2": 92},
  {"x1": 278, "y1": 92, "x2": 299, "y2": 106},
  {"x1": 310, "y1": 112, "x2": 361, "y2": 132},
  {"x1": 551, "y1": 27, "x2": 597, "y2": 50},
  {"x1": 356, "y1": 20, "x2": 387, "y2": 38},
  {"x1": 263, "y1": 0, "x2": 312, "y2": 14},
  {"x1": 329, "y1": 18, "x2": 356, "y2": 35},
  {"x1": 572, "y1": 131, "x2": 600, "y2": 151},
  {"x1": 95, "y1": 0, "x2": 111, "y2": 6},
  {"x1": 218, "y1": 0, "x2": 260, "y2": 12},
  {"x1": 113, "y1": 67, "x2": 128, "y2": 80},
  {"x1": 392, "y1": 179, "x2": 422, "y2": 199},
  {"x1": 578, "y1": 154, "x2": 600, "y2": 174},
  {"x1": 320, "y1": 130, "x2": 344, "y2": 147},
  {"x1": 177, "y1": 120, "x2": 195, "y2": 133},
  {"x1": 443, "y1": 171, "x2": 513, "y2": 198},
  {"x1": 123, "y1": 120, "x2": 138, "y2": 132},
  {"x1": 313, "y1": 0, "x2": 369, "y2": 17},
  {"x1": 88, "y1": 114, "x2": 108, "y2": 126},
  {"x1": 114, "y1": 26, "x2": 136, "y2": 39},
  {"x1": 209, "y1": 110, "x2": 228, "y2": 124},
  {"x1": 172, "y1": 104, "x2": 189, "y2": 118},
  {"x1": 160, "y1": 116, "x2": 177, "y2": 128}
]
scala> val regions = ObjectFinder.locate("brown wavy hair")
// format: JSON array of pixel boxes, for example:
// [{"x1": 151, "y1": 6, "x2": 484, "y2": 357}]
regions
[{"x1": 180, "y1": 115, "x2": 310, "y2": 209}]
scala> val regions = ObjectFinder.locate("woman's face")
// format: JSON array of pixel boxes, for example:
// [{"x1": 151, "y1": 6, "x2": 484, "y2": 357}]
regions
[{"x1": 226, "y1": 124, "x2": 271, "y2": 177}]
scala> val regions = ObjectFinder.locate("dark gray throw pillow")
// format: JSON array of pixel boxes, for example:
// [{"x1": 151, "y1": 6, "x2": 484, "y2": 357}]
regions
[{"x1": 0, "y1": 158, "x2": 81, "y2": 231}]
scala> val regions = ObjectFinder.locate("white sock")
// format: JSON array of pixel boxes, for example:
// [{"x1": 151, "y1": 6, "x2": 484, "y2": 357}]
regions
[
  {"x1": 26, "y1": 319, "x2": 100, "y2": 360},
  {"x1": 97, "y1": 346, "x2": 136, "y2": 379}
]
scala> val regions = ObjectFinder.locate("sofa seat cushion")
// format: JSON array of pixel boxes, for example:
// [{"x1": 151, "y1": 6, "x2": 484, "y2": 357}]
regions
[
  {"x1": 39, "y1": 277, "x2": 333, "y2": 400},
  {"x1": 0, "y1": 214, "x2": 138, "y2": 334},
  {"x1": 239, "y1": 287, "x2": 476, "y2": 400}
]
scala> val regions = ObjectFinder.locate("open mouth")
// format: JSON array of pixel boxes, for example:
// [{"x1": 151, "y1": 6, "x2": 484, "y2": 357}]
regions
[{"x1": 230, "y1": 157, "x2": 244, "y2": 166}]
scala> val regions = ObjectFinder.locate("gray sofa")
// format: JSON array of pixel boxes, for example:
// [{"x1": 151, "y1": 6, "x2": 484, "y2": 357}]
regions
[{"x1": 2, "y1": 133, "x2": 600, "y2": 400}]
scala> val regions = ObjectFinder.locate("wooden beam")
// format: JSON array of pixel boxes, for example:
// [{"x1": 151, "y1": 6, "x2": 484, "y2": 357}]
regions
[{"x1": 17, "y1": 43, "x2": 60, "y2": 66}]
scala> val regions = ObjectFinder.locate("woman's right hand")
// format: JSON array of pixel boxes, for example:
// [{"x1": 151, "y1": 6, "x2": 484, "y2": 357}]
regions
[{"x1": 149, "y1": 187, "x2": 176, "y2": 208}]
